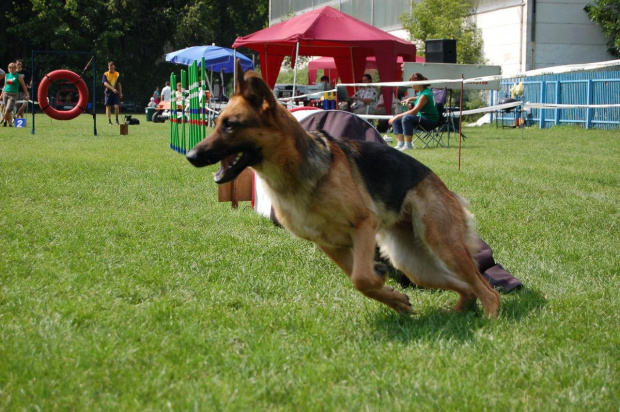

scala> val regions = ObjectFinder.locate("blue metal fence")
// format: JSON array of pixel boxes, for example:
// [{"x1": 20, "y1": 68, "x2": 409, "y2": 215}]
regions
[{"x1": 492, "y1": 70, "x2": 620, "y2": 129}]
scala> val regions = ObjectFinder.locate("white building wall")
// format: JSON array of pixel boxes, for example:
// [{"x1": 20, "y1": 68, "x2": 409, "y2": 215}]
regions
[
  {"x1": 533, "y1": 0, "x2": 612, "y2": 68},
  {"x1": 470, "y1": 4, "x2": 529, "y2": 75},
  {"x1": 270, "y1": 0, "x2": 613, "y2": 77},
  {"x1": 471, "y1": 0, "x2": 612, "y2": 75}
]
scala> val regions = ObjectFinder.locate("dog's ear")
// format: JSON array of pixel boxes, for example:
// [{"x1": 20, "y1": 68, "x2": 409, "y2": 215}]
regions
[
  {"x1": 245, "y1": 76, "x2": 278, "y2": 113},
  {"x1": 235, "y1": 58, "x2": 278, "y2": 114},
  {"x1": 235, "y1": 58, "x2": 247, "y2": 96}
]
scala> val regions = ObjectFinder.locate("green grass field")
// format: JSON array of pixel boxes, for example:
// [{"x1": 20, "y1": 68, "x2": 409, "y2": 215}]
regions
[{"x1": 1, "y1": 114, "x2": 618, "y2": 411}]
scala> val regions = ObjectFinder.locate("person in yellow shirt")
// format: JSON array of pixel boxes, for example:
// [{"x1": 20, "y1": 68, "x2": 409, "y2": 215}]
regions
[{"x1": 102, "y1": 61, "x2": 122, "y2": 125}]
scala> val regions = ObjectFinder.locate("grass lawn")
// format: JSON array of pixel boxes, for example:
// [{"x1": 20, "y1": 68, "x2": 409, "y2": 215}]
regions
[{"x1": 1, "y1": 114, "x2": 618, "y2": 411}]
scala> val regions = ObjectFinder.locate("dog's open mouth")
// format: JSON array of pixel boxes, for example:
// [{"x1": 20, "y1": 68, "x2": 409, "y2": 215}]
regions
[
  {"x1": 187, "y1": 142, "x2": 261, "y2": 183},
  {"x1": 213, "y1": 151, "x2": 254, "y2": 184}
]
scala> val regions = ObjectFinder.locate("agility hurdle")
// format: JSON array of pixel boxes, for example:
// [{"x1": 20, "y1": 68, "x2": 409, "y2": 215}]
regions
[
  {"x1": 169, "y1": 71, "x2": 180, "y2": 152},
  {"x1": 30, "y1": 50, "x2": 98, "y2": 136},
  {"x1": 169, "y1": 58, "x2": 211, "y2": 154}
]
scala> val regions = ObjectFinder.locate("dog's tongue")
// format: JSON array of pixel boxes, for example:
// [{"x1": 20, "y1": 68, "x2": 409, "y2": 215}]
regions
[
  {"x1": 213, "y1": 166, "x2": 225, "y2": 182},
  {"x1": 213, "y1": 153, "x2": 236, "y2": 183}
]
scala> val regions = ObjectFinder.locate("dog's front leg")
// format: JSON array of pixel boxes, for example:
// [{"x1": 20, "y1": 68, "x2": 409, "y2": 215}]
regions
[
  {"x1": 320, "y1": 219, "x2": 413, "y2": 314},
  {"x1": 351, "y1": 219, "x2": 413, "y2": 314}
]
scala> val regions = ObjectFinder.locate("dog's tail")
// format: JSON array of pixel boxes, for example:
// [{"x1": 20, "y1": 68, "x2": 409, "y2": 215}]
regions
[{"x1": 453, "y1": 192, "x2": 480, "y2": 255}]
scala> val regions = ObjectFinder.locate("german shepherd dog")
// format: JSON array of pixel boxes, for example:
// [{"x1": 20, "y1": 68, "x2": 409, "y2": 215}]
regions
[{"x1": 186, "y1": 61, "x2": 500, "y2": 318}]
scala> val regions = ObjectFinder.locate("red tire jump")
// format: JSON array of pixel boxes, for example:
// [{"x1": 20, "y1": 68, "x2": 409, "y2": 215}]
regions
[{"x1": 38, "y1": 70, "x2": 89, "y2": 121}]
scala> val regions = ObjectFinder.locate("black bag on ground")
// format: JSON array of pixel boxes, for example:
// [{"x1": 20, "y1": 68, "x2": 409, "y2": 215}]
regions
[{"x1": 473, "y1": 239, "x2": 523, "y2": 292}]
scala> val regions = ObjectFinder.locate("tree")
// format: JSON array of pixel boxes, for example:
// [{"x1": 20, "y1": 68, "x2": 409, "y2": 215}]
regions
[
  {"x1": 0, "y1": 0, "x2": 268, "y2": 108},
  {"x1": 171, "y1": 0, "x2": 268, "y2": 56},
  {"x1": 400, "y1": 0, "x2": 485, "y2": 64},
  {"x1": 584, "y1": 0, "x2": 620, "y2": 57},
  {"x1": 276, "y1": 67, "x2": 309, "y2": 85}
]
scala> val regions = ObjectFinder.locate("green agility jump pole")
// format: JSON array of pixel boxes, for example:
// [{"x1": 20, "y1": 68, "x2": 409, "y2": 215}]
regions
[
  {"x1": 170, "y1": 59, "x2": 210, "y2": 154},
  {"x1": 170, "y1": 72, "x2": 179, "y2": 151}
]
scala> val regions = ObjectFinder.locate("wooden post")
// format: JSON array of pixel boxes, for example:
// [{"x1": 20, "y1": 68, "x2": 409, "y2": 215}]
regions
[{"x1": 217, "y1": 168, "x2": 254, "y2": 209}]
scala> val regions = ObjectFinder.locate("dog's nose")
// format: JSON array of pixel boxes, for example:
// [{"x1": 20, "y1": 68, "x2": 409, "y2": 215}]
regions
[
  {"x1": 186, "y1": 149, "x2": 200, "y2": 166},
  {"x1": 186, "y1": 149, "x2": 210, "y2": 168}
]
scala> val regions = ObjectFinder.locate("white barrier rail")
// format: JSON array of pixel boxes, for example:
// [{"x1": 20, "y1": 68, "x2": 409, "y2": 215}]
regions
[
  {"x1": 524, "y1": 103, "x2": 620, "y2": 109},
  {"x1": 277, "y1": 58, "x2": 620, "y2": 106},
  {"x1": 359, "y1": 101, "x2": 620, "y2": 122},
  {"x1": 359, "y1": 101, "x2": 524, "y2": 121},
  {"x1": 339, "y1": 58, "x2": 620, "y2": 89}
]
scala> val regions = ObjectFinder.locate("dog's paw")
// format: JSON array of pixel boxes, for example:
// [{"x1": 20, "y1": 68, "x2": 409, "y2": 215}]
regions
[{"x1": 392, "y1": 291, "x2": 414, "y2": 315}]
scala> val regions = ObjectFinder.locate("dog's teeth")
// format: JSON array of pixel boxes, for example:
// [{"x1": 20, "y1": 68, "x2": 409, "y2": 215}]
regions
[{"x1": 229, "y1": 153, "x2": 242, "y2": 166}]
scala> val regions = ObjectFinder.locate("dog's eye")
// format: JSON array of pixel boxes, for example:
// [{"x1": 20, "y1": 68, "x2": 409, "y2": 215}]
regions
[{"x1": 223, "y1": 119, "x2": 239, "y2": 130}]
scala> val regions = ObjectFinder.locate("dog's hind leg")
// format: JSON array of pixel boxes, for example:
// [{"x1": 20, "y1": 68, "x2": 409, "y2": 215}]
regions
[
  {"x1": 319, "y1": 219, "x2": 413, "y2": 314},
  {"x1": 378, "y1": 224, "x2": 479, "y2": 312},
  {"x1": 427, "y1": 240, "x2": 500, "y2": 318},
  {"x1": 397, "y1": 177, "x2": 500, "y2": 318}
]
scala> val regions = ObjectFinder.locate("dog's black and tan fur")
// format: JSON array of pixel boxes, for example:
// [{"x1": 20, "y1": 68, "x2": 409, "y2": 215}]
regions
[{"x1": 187, "y1": 61, "x2": 500, "y2": 317}]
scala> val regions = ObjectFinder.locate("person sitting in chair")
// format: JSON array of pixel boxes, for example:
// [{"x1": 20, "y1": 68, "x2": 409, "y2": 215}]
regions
[
  {"x1": 374, "y1": 91, "x2": 400, "y2": 134},
  {"x1": 373, "y1": 91, "x2": 401, "y2": 116},
  {"x1": 339, "y1": 73, "x2": 378, "y2": 114},
  {"x1": 388, "y1": 73, "x2": 439, "y2": 151}
]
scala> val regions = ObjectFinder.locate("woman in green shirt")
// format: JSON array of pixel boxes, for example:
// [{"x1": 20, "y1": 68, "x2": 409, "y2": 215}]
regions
[
  {"x1": 388, "y1": 73, "x2": 439, "y2": 150},
  {"x1": 2, "y1": 62, "x2": 29, "y2": 127}
]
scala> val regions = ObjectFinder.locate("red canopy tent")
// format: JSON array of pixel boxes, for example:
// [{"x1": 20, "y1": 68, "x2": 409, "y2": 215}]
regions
[
  {"x1": 232, "y1": 6, "x2": 417, "y2": 114},
  {"x1": 307, "y1": 55, "x2": 426, "y2": 85}
]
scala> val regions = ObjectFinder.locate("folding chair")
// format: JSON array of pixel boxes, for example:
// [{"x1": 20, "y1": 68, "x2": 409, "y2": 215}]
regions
[
  {"x1": 432, "y1": 88, "x2": 447, "y2": 107},
  {"x1": 411, "y1": 103, "x2": 447, "y2": 148},
  {"x1": 410, "y1": 88, "x2": 448, "y2": 148}
]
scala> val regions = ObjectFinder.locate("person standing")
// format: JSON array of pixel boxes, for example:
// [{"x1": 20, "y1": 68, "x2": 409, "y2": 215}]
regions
[
  {"x1": 316, "y1": 75, "x2": 331, "y2": 108},
  {"x1": 319, "y1": 75, "x2": 330, "y2": 91},
  {"x1": 160, "y1": 81, "x2": 171, "y2": 102},
  {"x1": 175, "y1": 82, "x2": 184, "y2": 104},
  {"x1": 102, "y1": 61, "x2": 122, "y2": 125},
  {"x1": 2, "y1": 62, "x2": 29, "y2": 127},
  {"x1": 0, "y1": 68, "x2": 5, "y2": 107},
  {"x1": 152, "y1": 86, "x2": 160, "y2": 104},
  {"x1": 15, "y1": 59, "x2": 32, "y2": 119}
]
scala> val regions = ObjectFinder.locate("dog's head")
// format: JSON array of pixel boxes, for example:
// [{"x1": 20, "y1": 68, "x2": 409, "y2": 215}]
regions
[{"x1": 186, "y1": 59, "x2": 283, "y2": 184}]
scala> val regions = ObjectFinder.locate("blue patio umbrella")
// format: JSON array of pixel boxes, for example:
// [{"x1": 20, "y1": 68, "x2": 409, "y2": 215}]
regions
[{"x1": 165, "y1": 45, "x2": 254, "y2": 73}]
